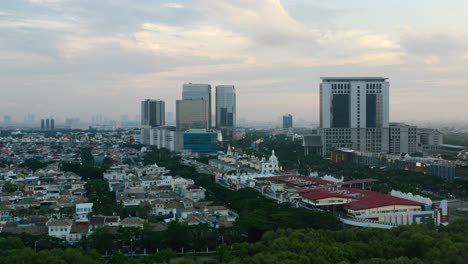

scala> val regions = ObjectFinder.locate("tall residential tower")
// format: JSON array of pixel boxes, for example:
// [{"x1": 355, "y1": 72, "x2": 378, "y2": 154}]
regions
[
  {"x1": 319, "y1": 77, "x2": 390, "y2": 156},
  {"x1": 215, "y1": 85, "x2": 236, "y2": 140}
]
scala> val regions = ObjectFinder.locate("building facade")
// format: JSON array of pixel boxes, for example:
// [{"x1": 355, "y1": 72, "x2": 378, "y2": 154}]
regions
[
  {"x1": 182, "y1": 83, "x2": 212, "y2": 127},
  {"x1": 176, "y1": 100, "x2": 210, "y2": 131},
  {"x1": 141, "y1": 99, "x2": 165, "y2": 127},
  {"x1": 283, "y1": 114, "x2": 293, "y2": 129},
  {"x1": 215, "y1": 85, "x2": 236, "y2": 141},
  {"x1": 183, "y1": 129, "x2": 218, "y2": 154},
  {"x1": 141, "y1": 126, "x2": 183, "y2": 152},
  {"x1": 319, "y1": 77, "x2": 390, "y2": 156},
  {"x1": 389, "y1": 123, "x2": 418, "y2": 154}
]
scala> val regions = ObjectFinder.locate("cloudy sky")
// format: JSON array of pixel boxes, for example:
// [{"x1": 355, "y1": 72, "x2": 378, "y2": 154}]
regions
[{"x1": 1, "y1": 0, "x2": 468, "y2": 124}]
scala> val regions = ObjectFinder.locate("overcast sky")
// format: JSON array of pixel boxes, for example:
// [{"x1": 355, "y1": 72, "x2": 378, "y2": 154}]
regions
[{"x1": 1, "y1": 0, "x2": 468, "y2": 123}]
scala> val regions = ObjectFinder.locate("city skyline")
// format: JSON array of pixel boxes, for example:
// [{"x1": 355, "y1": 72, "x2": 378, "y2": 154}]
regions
[{"x1": 1, "y1": 1, "x2": 468, "y2": 122}]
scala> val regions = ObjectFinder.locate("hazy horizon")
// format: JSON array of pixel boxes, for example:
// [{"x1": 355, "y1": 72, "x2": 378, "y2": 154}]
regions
[{"x1": 2, "y1": 0, "x2": 468, "y2": 123}]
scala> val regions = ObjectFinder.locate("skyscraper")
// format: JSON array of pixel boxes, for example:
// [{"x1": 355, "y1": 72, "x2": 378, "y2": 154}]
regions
[
  {"x1": 141, "y1": 99, "x2": 165, "y2": 127},
  {"x1": 45, "y1": 119, "x2": 50, "y2": 130},
  {"x1": 319, "y1": 77, "x2": 390, "y2": 156},
  {"x1": 215, "y1": 85, "x2": 236, "y2": 140},
  {"x1": 176, "y1": 99, "x2": 210, "y2": 131},
  {"x1": 41, "y1": 119, "x2": 45, "y2": 130},
  {"x1": 3, "y1": 115, "x2": 12, "y2": 125},
  {"x1": 182, "y1": 83, "x2": 212, "y2": 127},
  {"x1": 50, "y1": 118, "x2": 55, "y2": 130},
  {"x1": 283, "y1": 114, "x2": 293, "y2": 129}
]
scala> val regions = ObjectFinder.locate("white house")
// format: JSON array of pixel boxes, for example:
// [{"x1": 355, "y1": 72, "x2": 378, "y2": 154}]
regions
[
  {"x1": 75, "y1": 203, "x2": 93, "y2": 223},
  {"x1": 47, "y1": 219, "x2": 73, "y2": 240}
]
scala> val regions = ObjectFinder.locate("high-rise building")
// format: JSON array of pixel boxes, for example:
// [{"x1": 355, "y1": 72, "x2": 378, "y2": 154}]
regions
[
  {"x1": 141, "y1": 99, "x2": 165, "y2": 127},
  {"x1": 41, "y1": 119, "x2": 45, "y2": 130},
  {"x1": 3, "y1": 115, "x2": 12, "y2": 125},
  {"x1": 24, "y1": 114, "x2": 35, "y2": 124},
  {"x1": 165, "y1": 112, "x2": 175, "y2": 126},
  {"x1": 283, "y1": 114, "x2": 293, "y2": 129},
  {"x1": 215, "y1": 85, "x2": 236, "y2": 140},
  {"x1": 50, "y1": 119, "x2": 55, "y2": 130},
  {"x1": 182, "y1": 83, "x2": 212, "y2": 127},
  {"x1": 45, "y1": 119, "x2": 50, "y2": 130},
  {"x1": 389, "y1": 123, "x2": 418, "y2": 154},
  {"x1": 176, "y1": 99, "x2": 210, "y2": 131},
  {"x1": 319, "y1": 77, "x2": 390, "y2": 156}
]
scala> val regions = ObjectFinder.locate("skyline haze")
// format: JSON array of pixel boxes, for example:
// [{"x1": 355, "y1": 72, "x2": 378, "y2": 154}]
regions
[{"x1": 1, "y1": 0, "x2": 468, "y2": 123}]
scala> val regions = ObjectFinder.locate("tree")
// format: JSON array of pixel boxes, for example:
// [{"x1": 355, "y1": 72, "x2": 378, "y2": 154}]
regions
[{"x1": 2, "y1": 181, "x2": 18, "y2": 193}]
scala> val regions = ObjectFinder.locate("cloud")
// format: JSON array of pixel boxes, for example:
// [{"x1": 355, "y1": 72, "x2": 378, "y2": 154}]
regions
[
  {"x1": 338, "y1": 52, "x2": 404, "y2": 65},
  {"x1": 401, "y1": 32, "x2": 468, "y2": 57},
  {"x1": 28, "y1": 0, "x2": 64, "y2": 10},
  {"x1": 163, "y1": 3, "x2": 184, "y2": 9},
  {"x1": 423, "y1": 56, "x2": 439, "y2": 65},
  {"x1": 0, "y1": 18, "x2": 77, "y2": 31},
  {"x1": 2, "y1": 0, "x2": 468, "y2": 122},
  {"x1": 135, "y1": 23, "x2": 253, "y2": 61}
]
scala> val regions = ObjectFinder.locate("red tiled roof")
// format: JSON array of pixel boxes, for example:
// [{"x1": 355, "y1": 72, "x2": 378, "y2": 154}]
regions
[
  {"x1": 342, "y1": 188, "x2": 423, "y2": 210},
  {"x1": 257, "y1": 176, "x2": 333, "y2": 186}
]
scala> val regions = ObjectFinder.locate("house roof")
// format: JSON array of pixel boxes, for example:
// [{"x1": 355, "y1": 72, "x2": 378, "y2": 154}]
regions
[
  {"x1": 70, "y1": 224, "x2": 89, "y2": 234},
  {"x1": 47, "y1": 219, "x2": 73, "y2": 226},
  {"x1": 89, "y1": 215, "x2": 120, "y2": 225},
  {"x1": 300, "y1": 191, "x2": 350, "y2": 201},
  {"x1": 120, "y1": 217, "x2": 145, "y2": 226},
  {"x1": 343, "y1": 188, "x2": 423, "y2": 210}
]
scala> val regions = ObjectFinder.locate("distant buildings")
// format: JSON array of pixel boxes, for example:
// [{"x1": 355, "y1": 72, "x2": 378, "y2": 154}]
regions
[
  {"x1": 41, "y1": 118, "x2": 55, "y2": 130},
  {"x1": 3, "y1": 115, "x2": 12, "y2": 126},
  {"x1": 140, "y1": 82, "x2": 238, "y2": 154},
  {"x1": 319, "y1": 77, "x2": 390, "y2": 156},
  {"x1": 283, "y1": 114, "x2": 293, "y2": 129},
  {"x1": 182, "y1": 83, "x2": 212, "y2": 127},
  {"x1": 165, "y1": 112, "x2": 174, "y2": 126},
  {"x1": 141, "y1": 99, "x2": 165, "y2": 127},
  {"x1": 176, "y1": 99, "x2": 210, "y2": 131},
  {"x1": 216, "y1": 85, "x2": 236, "y2": 141},
  {"x1": 65, "y1": 117, "x2": 81, "y2": 128}
]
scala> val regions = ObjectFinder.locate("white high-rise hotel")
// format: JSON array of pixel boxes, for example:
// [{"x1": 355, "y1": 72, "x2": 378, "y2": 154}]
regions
[{"x1": 319, "y1": 77, "x2": 390, "y2": 156}]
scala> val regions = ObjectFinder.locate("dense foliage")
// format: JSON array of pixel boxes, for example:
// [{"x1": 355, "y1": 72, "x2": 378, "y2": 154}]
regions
[
  {"x1": 2, "y1": 220, "x2": 468, "y2": 263},
  {"x1": 19, "y1": 159, "x2": 49, "y2": 171},
  {"x1": 61, "y1": 147, "x2": 104, "y2": 180}
]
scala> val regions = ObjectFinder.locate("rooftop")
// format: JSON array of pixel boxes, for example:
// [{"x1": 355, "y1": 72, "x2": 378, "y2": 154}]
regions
[
  {"x1": 343, "y1": 188, "x2": 423, "y2": 210},
  {"x1": 321, "y1": 77, "x2": 388, "y2": 81},
  {"x1": 257, "y1": 175, "x2": 334, "y2": 187}
]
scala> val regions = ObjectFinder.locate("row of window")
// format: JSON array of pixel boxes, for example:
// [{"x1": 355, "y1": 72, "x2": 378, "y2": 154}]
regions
[{"x1": 50, "y1": 227, "x2": 68, "y2": 232}]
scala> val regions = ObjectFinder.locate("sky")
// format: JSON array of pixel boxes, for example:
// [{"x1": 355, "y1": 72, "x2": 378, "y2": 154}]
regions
[{"x1": 1, "y1": 0, "x2": 468, "y2": 124}]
